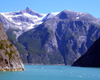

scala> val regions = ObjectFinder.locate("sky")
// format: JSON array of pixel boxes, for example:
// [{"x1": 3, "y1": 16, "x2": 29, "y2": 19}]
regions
[{"x1": 0, "y1": 0, "x2": 100, "y2": 18}]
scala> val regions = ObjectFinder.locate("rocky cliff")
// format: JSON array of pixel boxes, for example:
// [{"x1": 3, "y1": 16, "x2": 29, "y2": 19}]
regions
[
  {"x1": 72, "y1": 37, "x2": 100, "y2": 67},
  {"x1": 0, "y1": 22, "x2": 25, "y2": 71}
]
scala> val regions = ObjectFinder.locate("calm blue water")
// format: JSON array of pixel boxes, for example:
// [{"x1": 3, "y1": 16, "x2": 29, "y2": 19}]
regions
[{"x1": 0, "y1": 65, "x2": 100, "y2": 80}]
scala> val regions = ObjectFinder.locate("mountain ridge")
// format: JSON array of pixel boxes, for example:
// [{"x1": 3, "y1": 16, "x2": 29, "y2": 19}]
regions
[
  {"x1": 1, "y1": 7, "x2": 100, "y2": 65},
  {"x1": 18, "y1": 8, "x2": 100, "y2": 65}
]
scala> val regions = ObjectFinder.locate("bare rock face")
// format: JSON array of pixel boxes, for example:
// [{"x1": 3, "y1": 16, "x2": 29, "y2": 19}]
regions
[{"x1": 0, "y1": 22, "x2": 25, "y2": 71}]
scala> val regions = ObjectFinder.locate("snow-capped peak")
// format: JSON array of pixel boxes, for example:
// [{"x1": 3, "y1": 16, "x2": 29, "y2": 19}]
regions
[
  {"x1": 0, "y1": 8, "x2": 61, "y2": 39},
  {"x1": 1, "y1": 7, "x2": 47, "y2": 31},
  {"x1": 0, "y1": 7, "x2": 47, "y2": 38},
  {"x1": 25, "y1": 7, "x2": 32, "y2": 11},
  {"x1": 20, "y1": 7, "x2": 43, "y2": 17}
]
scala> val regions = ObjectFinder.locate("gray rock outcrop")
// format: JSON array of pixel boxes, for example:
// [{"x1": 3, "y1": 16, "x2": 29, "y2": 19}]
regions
[{"x1": 0, "y1": 22, "x2": 25, "y2": 71}]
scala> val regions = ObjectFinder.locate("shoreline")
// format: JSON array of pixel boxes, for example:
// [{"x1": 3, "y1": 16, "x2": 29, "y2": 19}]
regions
[
  {"x1": 0, "y1": 68, "x2": 25, "y2": 71},
  {"x1": 24, "y1": 63, "x2": 65, "y2": 66}
]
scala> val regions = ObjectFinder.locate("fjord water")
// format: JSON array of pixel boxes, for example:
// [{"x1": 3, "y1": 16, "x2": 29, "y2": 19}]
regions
[{"x1": 0, "y1": 65, "x2": 100, "y2": 80}]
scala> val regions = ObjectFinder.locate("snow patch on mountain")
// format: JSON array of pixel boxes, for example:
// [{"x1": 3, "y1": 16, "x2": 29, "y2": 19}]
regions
[
  {"x1": 1, "y1": 12, "x2": 46, "y2": 31},
  {"x1": 43, "y1": 12, "x2": 60, "y2": 21},
  {"x1": 76, "y1": 17, "x2": 79, "y2": 19},
  {"x1": 0, "y1": 8, "x2": 48, "y2": 39}
]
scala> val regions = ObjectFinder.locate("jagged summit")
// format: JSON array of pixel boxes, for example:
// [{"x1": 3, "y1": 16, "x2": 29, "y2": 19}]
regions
[
  {"x1": 25, "y1": 7, "x2": 32, "y2": 11},
  {"x1": 25, "y1": 7, "x2": 34, "y2": 13},
  {"x1": 20, "y1": 7, "x2": 43, "y2": 17},
  {"x1": 0, "y1": 7, "x2": 46, "y2": 37},
  {"x1": 21, "y1": 7, "x2": 33, "y2": 13}
]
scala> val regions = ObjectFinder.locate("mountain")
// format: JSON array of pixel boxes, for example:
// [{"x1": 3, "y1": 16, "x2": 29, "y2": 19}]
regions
[
  {"x1": 18, "y1": 10, "x2": 100, "y2": 65},
  {"x1": 0, "y1": 7, "x2": 47, "y2": 63},
  {"x1": 1, "y1": 8, "x2": 100, "y2": 65},
  {"x1": 18, "y1": 24, "x2": 64, "y2": 64},
  {"x1": 72, "y1": 37, "x2": 100, "y2": 67},
  {"x1": 0, "y1": 7, "x2": 46, "y2": 34},
  {"x1": 0, "y1": 22, "x2": 24, "y2": 71},
  {"x1": 0, "y1": 8, "x2": 61, "y2": 64}
]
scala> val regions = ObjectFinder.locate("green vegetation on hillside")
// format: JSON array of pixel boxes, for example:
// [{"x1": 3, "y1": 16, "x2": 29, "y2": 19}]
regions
[
  {"x1": 18, "y1": 25, "x2": 64, "y2": 64},
  {"x1": 0, "y1": 39, "x2": 16, "y2": 60},
  {"x1": 6, "y1": 28, "x2": 28, "y2": 63}
]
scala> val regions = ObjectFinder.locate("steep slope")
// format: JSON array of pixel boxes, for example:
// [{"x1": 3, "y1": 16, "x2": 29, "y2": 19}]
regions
[
  {"x1": 19, "y1": 10, "x2": 100, "y2": 65},
  {"x1": 19, "y1": 24, "x2": 64, "y2": 64},
  {"x1": 0, "y1": 22, "x2": 24, "y2": 71},
  {"x1": 6, "y1": 28, "x2": 28, "y2": 63},
  {"x1": 0, "y1": 14, "x2": 28, "y2": 63},
  {"x1": 72, "y1": 37, "x2": 100, "y2": 67}
]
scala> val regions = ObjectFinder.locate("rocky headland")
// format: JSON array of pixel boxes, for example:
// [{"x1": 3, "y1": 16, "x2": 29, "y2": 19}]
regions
[{"x1": 0, "y1": 22, "x2": 25, "y2": 71}]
